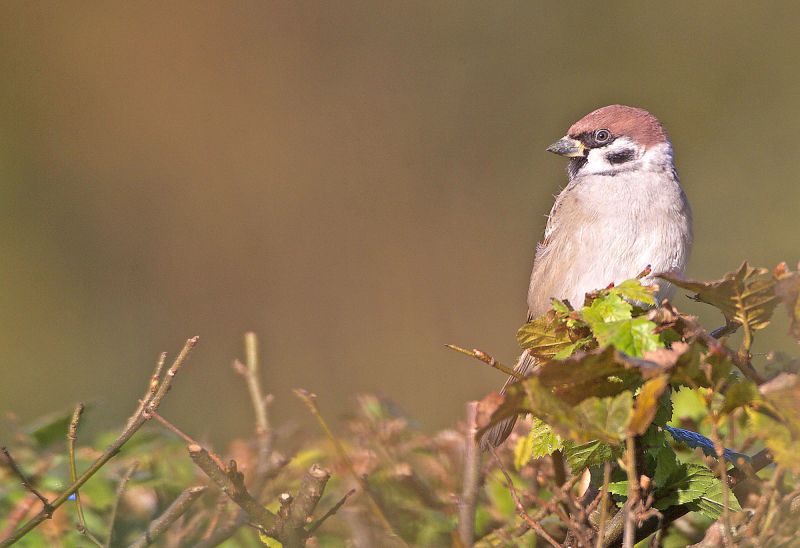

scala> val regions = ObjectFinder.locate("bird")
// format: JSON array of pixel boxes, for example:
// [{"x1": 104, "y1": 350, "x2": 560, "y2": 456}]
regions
[{"x1": 481, "y1": 105, "x2": 693, "y2": 449}]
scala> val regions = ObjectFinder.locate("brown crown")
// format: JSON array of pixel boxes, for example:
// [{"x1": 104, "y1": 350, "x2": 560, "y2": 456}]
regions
[{"x1": 567, "y1": 105, "x2": 668, "y2": 148}]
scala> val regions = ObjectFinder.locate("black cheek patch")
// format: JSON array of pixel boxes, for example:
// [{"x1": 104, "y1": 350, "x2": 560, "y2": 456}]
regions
[{"x1": 606, "y1": 149, "x2": 635, "y2": 164}]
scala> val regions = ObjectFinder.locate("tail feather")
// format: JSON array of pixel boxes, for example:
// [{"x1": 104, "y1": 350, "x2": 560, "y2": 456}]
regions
[{"x1": 479, "y1": 350, "x2": 538, "y2": 450}]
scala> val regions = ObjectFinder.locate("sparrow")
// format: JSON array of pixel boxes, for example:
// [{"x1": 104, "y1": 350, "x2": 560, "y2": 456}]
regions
[{"x1": 481, "y1": 105, "x2": 693, "y2": 449}]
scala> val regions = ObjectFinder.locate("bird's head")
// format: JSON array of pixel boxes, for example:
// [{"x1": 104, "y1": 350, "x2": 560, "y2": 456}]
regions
[{"x1": 547, "y1": 105, "x2": 674, "y2": 180}]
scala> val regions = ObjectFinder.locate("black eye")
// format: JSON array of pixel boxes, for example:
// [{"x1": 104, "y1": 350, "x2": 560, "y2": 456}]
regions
[{"x1": 595, "y1": 129, "x2": 610, "y2": 143}]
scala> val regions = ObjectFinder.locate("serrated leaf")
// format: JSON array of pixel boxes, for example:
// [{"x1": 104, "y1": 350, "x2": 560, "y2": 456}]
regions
[
  {"x1": 564, "y1": 440, "x2": 621, "y2": 471},
  {"x1": 613, "y1": 278, "x2": 657, "y2": 306},
  {"x1": 660, "y1": 262, "x2": 780, "y2": 332},
  {"x1": 582, "y1": 292, "x2": 633, "y2": 325},
  {"x1": 721, "y1": 380, "x2": 759, "y2": 414},
  {"x1": 670, "y1": 386, "x2": 707, "y2": 422},
  {"x1": 514, "y1": 418, "x2": 563, "y2": 470},
  {"x1": 628, "y1": 375, "x2": 670, "y2": 435},
  {"x1": 534, "y1": 346, "x2": 659, "y2": 405},
  {"x1": 653, "y1": 463, "x2": 717, "y2": 511},
  {"x1": 579, "y1": 391, "x2": 633, "y2": 442},
  {"x1": 592, "y1": 317, "x2": 662, "y2": 357},
  {"x1": 552, "y1": 337, "x2": 593, "y2": 360},
  {"x1": 517, "y1": 310, "x2": 574, "y2": 358},
  {"x1": 651, "y1": 446, "x2": 680, "y2": 490}
]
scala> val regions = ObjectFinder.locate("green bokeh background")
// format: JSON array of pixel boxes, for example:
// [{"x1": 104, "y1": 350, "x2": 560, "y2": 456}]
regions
[{"x1": 1, "y1": 3, "x2": 798, "y2": 443}]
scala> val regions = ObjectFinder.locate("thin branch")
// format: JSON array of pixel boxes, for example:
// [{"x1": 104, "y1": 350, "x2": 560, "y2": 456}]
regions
[
  {"x1": 0, "y1": 447, "x2": 52, "y2": 516},
  {"x1": 458, "y1": 401, "x2": 481, "y2": 547},
  {"x1": 445, "y1": 344, "x2": 523, "y2": 379},
  {"x1": 307, "y1": 488, "x2": 356, "y2": 534},
  {"x1": 0, "y1": 336, "x2": 199, "y2": 547},
  {"x1": 105, "y1": 461, "x2": 138, "y2": 548},
  {"x1": 622, "y1": 435, "x2": 638, "y2": 548},
  {"x1": 595, "y1": 461, "x2": 612, "y2": 548},
  {"x1": 151, "y1": 411, "x2": 225, "y2": 469},
  {"x1": 293, "y1": 389, "x2": 402, "y2": 542},
  {"x1": 67, "y1": 403, "x2": 103, "y2": 547},
  {"x1": 129, "y1": 485, "x2": 208, "y2": 548},
  {"x1": 126, "y1": 352, "x2": 167, "y2": 430},
  {"x1": 188, "y1": 444, "x2": 276, "y2": 529},
  {"x1": 490, "y1": 449, "x2": 561, "y2": 548},
  {"x1": 234, "y1": 332, "x2": 273, "y2": 493}
]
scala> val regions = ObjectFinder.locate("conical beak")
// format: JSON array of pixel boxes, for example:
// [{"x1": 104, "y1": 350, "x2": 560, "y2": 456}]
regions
[{"x1": 546, "y1": 137, "x2": 586, "y2": 157}]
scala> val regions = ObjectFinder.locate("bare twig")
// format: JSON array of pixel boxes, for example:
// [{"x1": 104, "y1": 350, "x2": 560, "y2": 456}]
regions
[
  {"x1": 458, "y1": 401, "x2": 481, "y2": 547},
  {"x1": 307, "y1": 488, "x2": 356, "y2": 534},
  {"x1": 129, "y1": 485, "x2": 208, "y2": 548},
  {"x1": 490, "y1": 449, "x2": 560, "y2": 548},
  {"x1": 596, "y1": 461, "x2": 612, "y2": 548},
  {"x1": 0, "y1": 447, "x2": 52, "y2": 517},
  {"x1": 294, "y1": 389, "x2": 401, "y2": 542},
  {"x1": 622, "y1": 435, "x2": 638, "y2": 548},
  {"x1": 126, "y1": 352, "x2": 167, "y2": 430},
  {"x1": 188, "y1": 444, "x2": 276, "y2": 529},
  {"x1": 235, "y1": 332, "x2": 274, "y2": 493},
  {"x1": 67, "y1": 403, "x2": 103, "y2": 547},
  {"x1": 151, "y1": 411, "x2": 225, "y2": 470},
  {"x1": 105, "y1": 461, "x2": 138, "y2": 548},
  {"x1": 0, "y1": 336, "x2": 199, "y2": 547},
  {"x1": 445, "y1": 344, "x2": 522, "y2": 379}
]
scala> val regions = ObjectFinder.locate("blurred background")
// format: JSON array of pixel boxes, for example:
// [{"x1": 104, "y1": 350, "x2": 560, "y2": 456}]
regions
[{"x1": 1, "y1": 3, "x2": 798, "y2": 444}]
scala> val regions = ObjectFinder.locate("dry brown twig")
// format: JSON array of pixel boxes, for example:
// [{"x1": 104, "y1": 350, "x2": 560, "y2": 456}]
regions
[
  {"x1": 458, "y1": 401, "x2": 481, "y2": 547},
  {"x1": 105, "y1": 461, "x2": 138, "y2": 548},
  {"x1": 129, "y1": 485, "x2": 208, "y2": 548},
  {"x1": 0, "y1": 336, "x2": 199, "y2": 547},
  {"x1": 0, "y1": 447, "x2": 52, "y2": 518},
  {"x1": 490, "y1": 449, "x2": 561, "y2": 548}
]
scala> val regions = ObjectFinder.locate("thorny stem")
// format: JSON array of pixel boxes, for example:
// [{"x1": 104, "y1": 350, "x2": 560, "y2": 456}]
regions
[{"x1": 0, "y1": 336, "x2": 199, "y2": 547}]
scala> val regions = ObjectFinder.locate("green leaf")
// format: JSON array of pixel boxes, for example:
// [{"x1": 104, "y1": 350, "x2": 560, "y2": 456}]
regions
[
  {"x1": 607, "y1": 480, "x2": 628, "y2": 497},
  {"x1": 258, "y1": 532, "x2": 283, "y2": 547},
  {"x1": 653, "y1": 462, "x2": 740, "y2": 519},
  {"x1": 517, "y1": 310, "x2": 574, "y2": 358},
  {"x1": 670, "y1": 386, "x2": 708, "y2": 422},
  {"x1": 26, "y1": 405, "x2": 93, "y2": 448},
  {"x1": 613, "y1": 278, "x2": 658, "y2": 306},
  {"x1": 579, "y1": 391, "x2": 633, "y2": 442},
  {"x1": 651, "y1": 446, "x2": 680, "y2": 490},
  {"x1": 582, "y1": 292, "x2": 633, "y2": 325},
  {"x1": 721, "y1": 380, "x2": 759, "y2": 414},
  {"x1": 592, "y1": 317, "x2": 662, "y2": 357},
  {"x1": 553, "y1": 337, "x2": 593, "y2": 360},
  {"x1": 564, "y1": 440, "x2": 621, "y2": 471},
  {"x1": 514, "y1": 418, "x2": 563, "y2": 469}
]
